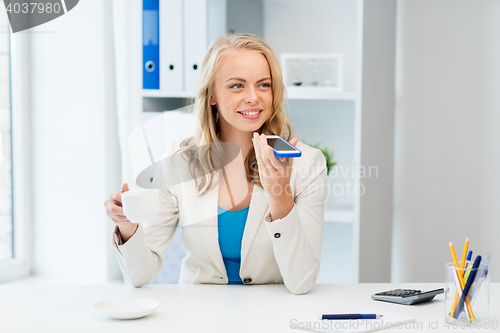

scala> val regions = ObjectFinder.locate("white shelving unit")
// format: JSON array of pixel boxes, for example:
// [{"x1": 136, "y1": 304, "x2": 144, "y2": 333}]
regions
[
  {"x1": 286, "y1": 89, "x2": 356, "y2": 101},
  {"x1": 143, "y1": 88, "x2": 356, "y2": 101},
  {"x1": 140, "y1": 0, "x2": 396, "y2": 284},
  {"x1": 142, "y1": 90, "x2": 195, "y2": 98}
]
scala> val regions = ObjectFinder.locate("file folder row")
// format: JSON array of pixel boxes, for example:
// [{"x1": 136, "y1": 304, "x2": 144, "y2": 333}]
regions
[{"x1": 143, "y1": 0, "x2": 226, "y2": 93}]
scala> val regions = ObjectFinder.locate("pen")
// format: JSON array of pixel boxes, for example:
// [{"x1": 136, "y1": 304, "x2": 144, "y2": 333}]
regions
[
  {"x1": 464, "y1": 250, "x2": 473, "y2": 280},
  {"x1": 450, "y1": 264, "x2": 470, "y2": 321},
  {"x1": 449, "y1": 241, "x2": 475, "y2": 319},
  {"x1": 468, "y1": 253, "x2": 491, "y2": 302},
  {"x1": 319, "y1": 314, "x2": 383, "y2": 320},
  {"x1": 453, "y1": 255, "x2": 482, "y2": 319}
]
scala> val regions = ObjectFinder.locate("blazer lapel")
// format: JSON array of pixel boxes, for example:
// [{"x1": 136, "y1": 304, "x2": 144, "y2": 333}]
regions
[
  {"x1": 240, "y1": 184, "x2": 269, "y2": 268},
  {"x1": 196, "y1": 179, "x2": 270, "y2": 278},
  {"x1": 196, "y1": 181, "x2": 227, "y2": 277}
]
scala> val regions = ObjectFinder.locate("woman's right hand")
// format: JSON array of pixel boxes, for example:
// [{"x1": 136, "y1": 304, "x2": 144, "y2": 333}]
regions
[{"x1": 104, "y1": 183, "x2": 138, "y2": 242}]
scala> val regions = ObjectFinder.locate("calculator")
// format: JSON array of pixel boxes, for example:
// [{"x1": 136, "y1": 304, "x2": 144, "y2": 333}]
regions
[{"x1": 371, "y1": 288, "x2": 444, "y2": 305}]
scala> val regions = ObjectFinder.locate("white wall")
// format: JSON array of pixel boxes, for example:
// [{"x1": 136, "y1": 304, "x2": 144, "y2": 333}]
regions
[
  {"x1": 392, "y1": 0, "x2": 500, "y2": 282},
  {"x1": 23, "y1": 0, "x2": 121, "y2": 283}
]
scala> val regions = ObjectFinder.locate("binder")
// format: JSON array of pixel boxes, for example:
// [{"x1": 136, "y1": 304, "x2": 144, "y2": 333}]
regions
[
  {"x1": 159, "y1": 0, "x2": 184, "y2": 92},
  {"x1": 183, "y1": 0, "x2": 208, "y2": 94},
  {"x1": 143, "y1": 0, "x2": 160, "y2": 90}
]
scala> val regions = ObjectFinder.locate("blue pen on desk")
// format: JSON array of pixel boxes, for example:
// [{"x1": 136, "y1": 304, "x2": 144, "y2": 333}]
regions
[{"x1": 319, "y1": 314, "x2": 383, "y2": 320}]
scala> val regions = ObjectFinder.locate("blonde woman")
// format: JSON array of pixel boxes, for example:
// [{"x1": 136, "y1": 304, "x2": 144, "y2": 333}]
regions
[{"x1": 104, "y1": 34, "x2": 328, "y2": 295}]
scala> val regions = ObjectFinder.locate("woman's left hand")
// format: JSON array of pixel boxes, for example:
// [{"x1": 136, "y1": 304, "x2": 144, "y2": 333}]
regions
[{"x1": 252, "y1": 133, "x2": 299, "y2": 198}]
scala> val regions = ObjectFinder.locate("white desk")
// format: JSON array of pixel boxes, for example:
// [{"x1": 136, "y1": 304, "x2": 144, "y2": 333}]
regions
[{"x1": 1, "y1": 283, "x2": 498, "y2": 332}]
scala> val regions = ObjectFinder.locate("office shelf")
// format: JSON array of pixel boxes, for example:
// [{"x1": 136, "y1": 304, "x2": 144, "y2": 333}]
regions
[
  {"x1": 143, "y1": 90, "x2": 195, "y2": 98},
  {"x1": 286, "y1": 88, "x2": 356, "y2": 101},
  {"x1": 142, "y1": 89, "x2": 356, "y2": 101}
]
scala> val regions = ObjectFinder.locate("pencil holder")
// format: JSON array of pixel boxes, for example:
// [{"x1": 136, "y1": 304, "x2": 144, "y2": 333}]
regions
[{"x1": 444, "y1": 262, "x2": 490, "y2": 328}]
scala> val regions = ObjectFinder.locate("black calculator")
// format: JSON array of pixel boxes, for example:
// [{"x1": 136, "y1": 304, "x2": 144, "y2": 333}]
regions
[{"x1": 371, "y1": 288, "x2": 444, "y2": 305}]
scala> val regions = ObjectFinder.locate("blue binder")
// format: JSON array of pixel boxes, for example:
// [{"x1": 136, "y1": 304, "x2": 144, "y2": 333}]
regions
[{"x1": 143, "y1": 0, "x2": 160, "y2": 89}]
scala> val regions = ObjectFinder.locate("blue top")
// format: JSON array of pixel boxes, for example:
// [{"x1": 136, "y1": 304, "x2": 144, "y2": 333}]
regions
[{"x1": 217, "y1": 205, "x2": 249, "y2": 284}]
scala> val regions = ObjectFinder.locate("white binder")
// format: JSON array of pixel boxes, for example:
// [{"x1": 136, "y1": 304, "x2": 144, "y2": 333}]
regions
[
  {"x1": 183, "y1": 0, "x2": 208, "y2": 94},
  {"x1": 159, "y1": 0, "x2": 184, "y2": 92}
]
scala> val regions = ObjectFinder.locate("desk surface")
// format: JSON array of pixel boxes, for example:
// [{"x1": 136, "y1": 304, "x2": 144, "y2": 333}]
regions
[{"x1": 1, "y1": 283, "x2": 498, "y2": 332}]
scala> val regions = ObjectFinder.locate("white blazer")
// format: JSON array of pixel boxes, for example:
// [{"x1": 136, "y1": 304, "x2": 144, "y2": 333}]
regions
[{"x1": 112, "y1": 140, "x2": 328, "y2": 295}]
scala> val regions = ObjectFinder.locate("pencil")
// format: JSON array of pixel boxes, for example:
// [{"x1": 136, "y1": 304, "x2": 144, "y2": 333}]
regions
[
  {"x1": 450, "y1": 237, "x2": 470, "y2": 314},
  {"x1": 460, "y1": 237, "x2": 469, "y2": 269},
  {"x1": 449, "y1": 241, "x2": 468, "y2": 318},
  {"x1": 449, "y1": 241, "x2": 474, "y2": 319}
]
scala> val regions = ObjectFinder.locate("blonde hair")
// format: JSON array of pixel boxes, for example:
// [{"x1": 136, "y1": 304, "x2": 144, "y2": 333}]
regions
[{"x1": 174, "y1": 33, "x2": 294, "y2": 195}]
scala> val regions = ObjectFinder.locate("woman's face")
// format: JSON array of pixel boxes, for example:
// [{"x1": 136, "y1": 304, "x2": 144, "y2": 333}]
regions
[{"x1": 210, "y1": 48, "x2": 273, "y2": 137}]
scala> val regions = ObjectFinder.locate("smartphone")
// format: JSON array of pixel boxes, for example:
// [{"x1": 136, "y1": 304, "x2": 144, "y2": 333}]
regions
[{"x1": 265, "y1": 135, "x2": 302, "y2": 158}]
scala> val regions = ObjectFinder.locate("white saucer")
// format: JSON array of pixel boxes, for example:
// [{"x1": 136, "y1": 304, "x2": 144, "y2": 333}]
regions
[{"x1": 91, "y1": 298, "x2": 160, "y2": 320}]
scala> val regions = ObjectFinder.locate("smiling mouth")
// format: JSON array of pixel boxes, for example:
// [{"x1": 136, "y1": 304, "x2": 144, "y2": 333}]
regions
[{"x1": 237, "y1": 110, "x2": 262, "y2": 116}]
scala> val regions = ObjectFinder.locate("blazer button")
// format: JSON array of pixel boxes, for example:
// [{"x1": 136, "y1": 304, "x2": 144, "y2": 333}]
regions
[
  {"x1": 243, "y1": 278, "x2": 252, "y2": 284},
  {"x1": 274, "y1": 232, "x2": 281, "y2": 238}
]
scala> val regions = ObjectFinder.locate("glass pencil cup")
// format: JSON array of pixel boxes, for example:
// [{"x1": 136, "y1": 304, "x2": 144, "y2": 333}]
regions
[{"x1": 445, "y1": 262, "x2": 490, "y2": 327}]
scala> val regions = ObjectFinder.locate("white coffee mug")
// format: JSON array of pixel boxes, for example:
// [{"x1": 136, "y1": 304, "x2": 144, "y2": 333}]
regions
[{"x1": 122, "y1": 189, "x2": 160, "y2": 224}]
